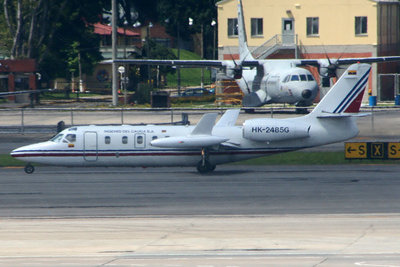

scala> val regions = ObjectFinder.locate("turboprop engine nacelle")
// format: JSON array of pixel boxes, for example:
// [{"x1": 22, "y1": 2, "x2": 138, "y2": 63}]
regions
[{"x1": 243, "y1": 119, "x2": 310, "y2": 142}]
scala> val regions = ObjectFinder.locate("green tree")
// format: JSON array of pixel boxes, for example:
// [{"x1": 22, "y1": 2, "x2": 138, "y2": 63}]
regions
[
  {"x1": 127, "y1": 0, "x2": 218, "y2": 59},
  {"x1": 156, "y1": 0, "x2": 218, "y2": 59},
  {"x1": 2, "y1": 0, "x2": 106, "y2": 80}
]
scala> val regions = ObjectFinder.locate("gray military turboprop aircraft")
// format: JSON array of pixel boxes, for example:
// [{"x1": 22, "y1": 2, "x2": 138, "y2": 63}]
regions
[{"x1": 110, "y1": 0, "x2": 400, "y2": 108}]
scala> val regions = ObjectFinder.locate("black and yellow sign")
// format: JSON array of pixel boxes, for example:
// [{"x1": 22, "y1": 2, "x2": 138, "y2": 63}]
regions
[
  {"x1": 345, "y1": 142, "x2": 367, "y2": 159},
  {"x1": 345, "y1": 142, "x2": 400, "y2": 160},
  {"x1": 388, "y1": 143, "x2": 400, "y2": 159}
]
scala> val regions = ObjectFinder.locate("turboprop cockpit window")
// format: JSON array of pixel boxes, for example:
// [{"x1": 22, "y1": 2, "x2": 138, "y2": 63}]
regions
[
  {"x1": 50, "y1": 134, "x2": 64, "y2": 143},
  {"x1": 64, "y1": 134, "x2": 76, "y2": 143},
  {"x1": 307, "y1": 74, "x2": 315, "y2": 81},
  {"x1": 290, "y1": 75, "x2": 299, "y2": 81},
  {"x1": 283, "y1": 75, "x2": 290, "y2": 83},
  {"x1": 300, "y1": 74, "x2": 307, "y2": 81}
]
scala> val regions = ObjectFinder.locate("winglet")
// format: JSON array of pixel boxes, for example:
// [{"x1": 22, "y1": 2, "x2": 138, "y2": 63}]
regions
[
  {"x1": 191, "y1": 113, "x2": 218, "y2": 135},
  {"x1": 215, "y1": 109, "x2": 240, "y2": 127}
]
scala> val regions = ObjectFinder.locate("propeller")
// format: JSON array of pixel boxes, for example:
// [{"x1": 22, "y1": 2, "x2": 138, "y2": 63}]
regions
[
  {"x1": 319, "y1": 46, "x2": 347, "y2": 78},
  {"x1": 225, "y1": 47, "x2": 251, "y2": 94},
  {"x1": 226, "y1": 48, "x2": 243, "y2": 79}
]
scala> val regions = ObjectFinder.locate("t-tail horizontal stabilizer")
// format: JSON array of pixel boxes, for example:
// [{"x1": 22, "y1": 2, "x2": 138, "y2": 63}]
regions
[
  {"x1": 311, "y1": 63, "x2": 371, "y2": 118},
  {"x1": 150, "y1": 113, "x2": 229, "y2": 148}
]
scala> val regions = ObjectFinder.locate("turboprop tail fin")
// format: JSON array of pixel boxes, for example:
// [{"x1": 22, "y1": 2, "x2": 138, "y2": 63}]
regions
[
  {"x1": 237, "y1": 0, "x2": 254, "y2": 61},
  {"x1": 311, "y1": 63, "x2": 371, "y2": 117}
]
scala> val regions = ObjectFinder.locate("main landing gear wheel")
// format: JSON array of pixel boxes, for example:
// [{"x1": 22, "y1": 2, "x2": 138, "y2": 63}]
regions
[
  {"x1": 24, "y1": 164, "x2": 35, "y2": 174},
  {"x1": 196, "y1": 160, "x2": 216, "y2": 174},
  {"x1": 196, "y1": 148, "x2": 216, "y2": 174}
]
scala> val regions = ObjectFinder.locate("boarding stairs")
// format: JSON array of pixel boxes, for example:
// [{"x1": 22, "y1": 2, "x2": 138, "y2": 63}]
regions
[{"x1": 251, "y1": 34, "x2": 298, "y2": 59}]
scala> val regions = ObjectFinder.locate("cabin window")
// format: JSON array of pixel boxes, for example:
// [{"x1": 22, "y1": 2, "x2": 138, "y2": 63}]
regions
[
  {"x1": 105, "y1": 136, "x2": 111, "y2": 144},
  {"x1": 64, "y1": 134, "x2": 76, "y2": 143},
  {"x1": 122, "y1": 136, "x2": 128, "y2": 144},
  {"x1": 300, "y1": 74, "x2": 307, "y2": 81},
  {"x1": 307, "y1": 74, "x2": 315, "y2": 81},
  {"x1": 227, "y1": 18, "x2": 238, "y2": 37},
  {"x1": 50, "y1": 134, "x2": 64, "y2": 143},
  {"x1": 137, "y1": 135, "x2": 143, "y2": 144},
  {"x1": 152, "y1": 136, "x2": 158, "y2": 140},
  {"x1": 290, "y1": 75, "x2": 299, "y2": 81},
  {"x1": 355, "y1": 16, "x2": 367, "y2": 35},
  {"x1": 306, "y1": 17, "x2": 319, "y2": 36},
  {"x1": 251, "y1": 18, "x2": 263, "y2": 37}
]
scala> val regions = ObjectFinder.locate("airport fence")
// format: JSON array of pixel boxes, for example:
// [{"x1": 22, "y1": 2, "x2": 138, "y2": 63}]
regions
[{"x1": 0, "y1": 106, "x2": 396, "y2": 134}]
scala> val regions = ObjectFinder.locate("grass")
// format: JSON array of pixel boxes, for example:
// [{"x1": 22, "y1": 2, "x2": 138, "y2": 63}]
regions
[
  {"x1": 1, "y1": 151, "x2": 399, "y2": 168},
  {"x1": 233, "y1": 151, "x2": 400, "y2": 165},
  {"x1": 166, "y1": 49, "x2": 212, "y2": 87},
  {"x1": 0, "y1": 154, "x2": 26, "y2": 167}
]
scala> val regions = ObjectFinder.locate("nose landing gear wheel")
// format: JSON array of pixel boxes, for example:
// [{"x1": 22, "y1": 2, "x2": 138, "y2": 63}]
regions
[{"x1": 24, "y1": 164, "x2": 35, "y2": 174}]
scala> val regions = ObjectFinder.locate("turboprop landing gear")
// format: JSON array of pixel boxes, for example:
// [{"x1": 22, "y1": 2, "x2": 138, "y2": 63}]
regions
[
  {"x1": 24, "y1": 164, "x2": 35, "y2": 174},
  {"x1": 196, "y1": 148, "x2": 216, "y2": 174}
]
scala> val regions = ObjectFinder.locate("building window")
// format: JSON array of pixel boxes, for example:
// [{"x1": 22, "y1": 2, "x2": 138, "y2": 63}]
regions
[
  {"x1": 251, "y1": 18, "x2": 263, "y2": 36},
  {"x1": 227, "y1": 18, "x2": 238, "y2": 37},
  {"x1": 355, "y1": 16, "x2": 367, "y2": 35},
  {"x1": 306, "y1": 17, "x2": 319, "y2": 36}
]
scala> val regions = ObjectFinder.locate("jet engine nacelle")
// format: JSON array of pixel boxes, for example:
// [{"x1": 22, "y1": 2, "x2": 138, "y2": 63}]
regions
[{"x1": 242, "y1": 119, "x2": 310, "y2": 142}]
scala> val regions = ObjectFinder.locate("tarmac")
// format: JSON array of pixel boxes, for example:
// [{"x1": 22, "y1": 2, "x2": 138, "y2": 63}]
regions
[{"x1": 1, "y1": 100, "x2": 400, "y2": 266}]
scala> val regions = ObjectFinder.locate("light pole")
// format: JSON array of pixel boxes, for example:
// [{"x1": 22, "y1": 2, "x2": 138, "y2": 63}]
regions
[
  {"x1": 211, "y1": 20, "x2": 217, "y2": 60},
  {"x1": 189, "y1": 17, "x2": 204, "y2": 88},
  {"x1": 146, "y1": 22, "x2": 153, "y2": 86},
  {"x1": 111, "y1": 0, "x2": 118, "y2": 106},
  {"x1": 118, "y1": 65, "x2": 126, "y2": 105},
  {"x1": 177, "y1": 23, "x2": 181, "y2": 95}
]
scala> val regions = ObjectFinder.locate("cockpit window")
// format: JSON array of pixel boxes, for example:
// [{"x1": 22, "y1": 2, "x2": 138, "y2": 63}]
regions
[
  {"x1": 290, "y1": 75, "x2": 299, "y2": 81},
  {"x1": 50, "y1": 134, "x2": 64, "y2": 143},
  {"x1": 307, "y1": 74, "x2": 315, "y2": 81},
  {"x1": 283, "y1": 75, "x2": 290, "y2": 83},
  {"x1": 300, "y1": 74, "x2": 307, "y2": 81},
  {"x1": 64, "y1": 134, "x2": 76, "y2": 143}
]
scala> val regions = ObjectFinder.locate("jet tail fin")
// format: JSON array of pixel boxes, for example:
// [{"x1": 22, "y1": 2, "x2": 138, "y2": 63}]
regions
[
  {"x1": 311, "y1": 63, "x2": 371, "y2": 117},
  {"x1": 237, "y1": 0, "x2": 254, "y2": 61}
]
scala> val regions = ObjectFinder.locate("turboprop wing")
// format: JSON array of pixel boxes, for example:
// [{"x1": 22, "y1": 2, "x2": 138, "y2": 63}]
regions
[{"x1": 150, "y1": 113, "x2": 229, "y2": 148}]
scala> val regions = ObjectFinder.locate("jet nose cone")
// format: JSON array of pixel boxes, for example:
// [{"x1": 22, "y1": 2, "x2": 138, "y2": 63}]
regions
[{"x1": 302, "y1": 89, "x2": 313, "y2": 99}]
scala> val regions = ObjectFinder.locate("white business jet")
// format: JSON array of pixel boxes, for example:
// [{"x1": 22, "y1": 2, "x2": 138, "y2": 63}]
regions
[
  {"x1": 109, "y1": 0, "x2": 400, "y2": 108},
  {"x1": 12, "y1": 63, "x2": 370, "y2": 174}
]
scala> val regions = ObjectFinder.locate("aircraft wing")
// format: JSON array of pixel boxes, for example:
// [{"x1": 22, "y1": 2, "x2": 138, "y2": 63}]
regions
[
  {"x1": 105, "y1": 59, "x2": 225, "y2": 68},
  {"x1": 298, "y1": 56, "x2": 400, "y2": 67},
  {"x1": 104, "y1": 59, "x2": 261, "y2": 68},
  {"x1": 151, "y1": 112, "x2": 229, "y2": 148}
]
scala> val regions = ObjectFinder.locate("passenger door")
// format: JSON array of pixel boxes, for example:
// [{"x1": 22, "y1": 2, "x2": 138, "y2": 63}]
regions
[{"x1": 84, "y1": 131, "x2": 98, "y2": 161}]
